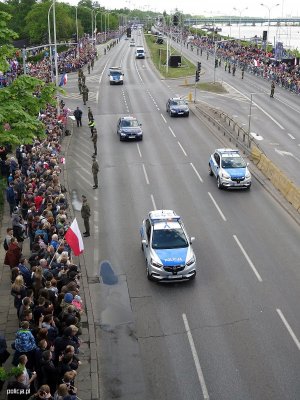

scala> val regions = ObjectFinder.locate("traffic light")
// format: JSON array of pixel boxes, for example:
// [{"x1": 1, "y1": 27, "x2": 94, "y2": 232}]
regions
[
  {"x1": 195, "y1": 70, "x2": 200, "y2": 82},
  {"x1": 197, "y1": 61, "x2": 201, "y2": 72}
]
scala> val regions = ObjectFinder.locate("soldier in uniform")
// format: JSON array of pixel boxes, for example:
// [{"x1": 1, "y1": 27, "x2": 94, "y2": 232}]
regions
[
  {"x1": 88, "y1": 107, "x2": 94, "y2": 122},
  {"x1": 92, "y1": 156, "x2": 99, "y2": 189},
  {"x1": 87, "y1": 62, "x2": 91, "y2": 74},
  {"x1": 232, "y1": 65, "x2": 236, "y2": 76},
  {"x1": 78, "y1": 78, "x2": 82, "y2": 95},
  {"x1": 270, "y1": 81, "x2": 275, "y2": 98},
  {"x1": 88, "y1": 119, "x2": 95, "y2": 136},
  {"x1": 82, "y1": 85, "x2": 89, "y2": 105},
  {"x1": 91, "y1": 58, "x2": 94, "y2": 70},
  {"x1": 81, "y1": 195, "x2": 91, "y2": 237},
  {"x1": 241, "y1": 67, "x2": 244, "y2": 79},
  {"x1": 81, "y1": 74, "x2": 86, "y2": 85},
  {"x1": 92, "y1": 128, "x2": 98, "y2": 156},
  {"x1": 228, "y1": 63, "x2": 231, "y2": 73}
]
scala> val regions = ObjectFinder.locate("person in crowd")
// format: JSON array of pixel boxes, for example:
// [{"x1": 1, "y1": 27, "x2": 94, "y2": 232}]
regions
[
  {"x1": 5, "y1": 236, "x2": 22, "y2": 268},
  {"x1": 13, "y1": 321, "x2": 37, "y2": 369},
  {"x1": 28, "y1": 384, "x2": 53, "y2": 400},
  {"x1": 17, "y1": 354, "x2": 38, "y2": 390},
  {"x1": 73, "y1": 107, "x2": 82, "y2": 127},
  {"x1": 11, "y1": 274, "x2": 27, "y2": 314},
  {"x1": 40, "y1": 350, "x2": 58, "y2": 395},
  {"x1": 6, "y1": 370, "x2": 30, "y2": 400}
]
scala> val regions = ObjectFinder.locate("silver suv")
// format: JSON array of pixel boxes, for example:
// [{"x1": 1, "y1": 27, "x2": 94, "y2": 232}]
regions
[{"x1": 140, "y1": 210, "x2": 196, "y2": 282}]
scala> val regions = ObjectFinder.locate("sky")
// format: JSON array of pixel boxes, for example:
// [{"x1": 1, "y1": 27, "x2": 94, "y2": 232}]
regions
[{"x1": 66, "y1": 0, "x2": 299, "y2": 18}]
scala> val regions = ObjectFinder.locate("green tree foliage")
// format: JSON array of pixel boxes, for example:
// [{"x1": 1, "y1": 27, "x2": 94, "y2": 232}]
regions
[
  {"x1": 0, "y1": 10, "x2": 57, "y2": 145},
  {"x1": 0, "y1": 76, "x2": 57, "y2": 145},
  {"x1": 4, "y1": 0, "x2": 36, "y2": 40},
  {"x1": 0, "y1": 11, "x2": 18, "y2": 72},
  {"x1": 25, "y1": 2, "x2": 76, "y2": 44}
]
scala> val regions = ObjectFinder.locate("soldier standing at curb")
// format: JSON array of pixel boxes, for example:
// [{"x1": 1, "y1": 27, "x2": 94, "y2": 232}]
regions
[
  {"x1": 91, "y1": 58, "x2": 94, "y2": 70},
  {"x1": 270, "y1": 81, "x2": 275, "y2": 98},
  {"x1": 88, "y1": 107, "x2": 94, "y2": 122},
  {"x1": 241, "y1": 67, "x2": 244, "y2": 79},
  {"x1": 82, "y1": 85, "x2": 89, "y2": 105},
  {"x1": 92, "y1": 128, "x2": 98, "y2": 156},
  {"x1": 81, "y1": 74, "x2": 86, "y2": 85},
  {"x1": 92, "y1": 156, "x2": 99, "y2": 189},
  {"x1": 88, "y1": 119, "x2": 95, "y2": 136},
  {"x1": 87, "y1": 62, "x2": 91, "y2": 74},
  {"x1": 81, "y1": 195, "x2": 91, "y2": 237},
  {"x1": 78, "y1": 78, "x2": 82, "y2": 95}
]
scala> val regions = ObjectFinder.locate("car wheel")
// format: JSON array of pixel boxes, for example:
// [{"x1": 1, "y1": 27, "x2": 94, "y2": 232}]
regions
[
  {"x1": 139, "y1": 136, "x2": 143, "y2": 141},
  {"x1": 217, "y1": 177, "x2": 223, "y2": 189},
  {"x1": 246, "y1": 184, "x2": 251, "y2": 190},
  {"x1": 119, "y1": 136, "x2": 123, "y2": 141},
  {"x1": 208, "y1": 164, "x2": 213, "y2": 176},
  {"x1": 141, "y1": 242, "x2": 144, "y2": 251},
  {"x1": 186, "y1": 112, "x2": 189, "y2": 117},
  {"x1": 189, "y1": 272, "x2": 196, "y2": 281}
]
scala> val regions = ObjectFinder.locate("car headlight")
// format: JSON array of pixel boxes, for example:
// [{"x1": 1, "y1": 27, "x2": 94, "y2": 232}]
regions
[
  {"x1": 170, "y1": 108, "x2": 176, "y2": 112},
  {"x1": 221, "y1": 170, "x2": 231, "y2": 179},
  {"x1": 151, "y1": 258, "x2": 163, "y2": 268},
  {"x1": 186, "y1": 255, "x2": 195, "y2": 266},
  {"x1": 245, "y1": 171, "x2": 251, "y2": 179}
]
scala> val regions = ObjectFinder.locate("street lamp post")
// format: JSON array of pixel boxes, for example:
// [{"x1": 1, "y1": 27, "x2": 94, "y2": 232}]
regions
[
  {"x1": 260, "y1": 3, "x2": 280, "y2": 48},
  {"x1": 233, "y1": 7, "x2": 248, "y2": 40},
  {"x1": 48, "y1": 2, "x2": 54, "y2": 81},
  {"x1": 53, "y1": 0, "x2": 59, "y2": 88}
]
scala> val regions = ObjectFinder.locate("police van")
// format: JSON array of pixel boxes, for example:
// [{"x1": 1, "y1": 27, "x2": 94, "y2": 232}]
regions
[{"x1": 135, "y1": 46, "x2": 145, "y2": 59}]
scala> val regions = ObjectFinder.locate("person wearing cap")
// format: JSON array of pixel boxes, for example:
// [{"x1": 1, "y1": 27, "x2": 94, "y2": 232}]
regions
[
  {"x1": 81, "y1": 195, "x2": 91, "y2": 237},
  {"x1": 88, "y1": 119, "x2": 95, "y2": 137},
  {"x1": 92, "y1": 156, "x2": 99, "y2": 189}
]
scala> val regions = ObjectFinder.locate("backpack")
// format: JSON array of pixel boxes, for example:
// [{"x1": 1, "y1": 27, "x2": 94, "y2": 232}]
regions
[{"x1": 3, "y1": 238, "x2": 9, "y2": 251}]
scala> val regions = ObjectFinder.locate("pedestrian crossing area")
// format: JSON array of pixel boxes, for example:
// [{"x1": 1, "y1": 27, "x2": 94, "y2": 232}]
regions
[{"x1": 61, "y1": 91, "x2": 97, "y2": 103}]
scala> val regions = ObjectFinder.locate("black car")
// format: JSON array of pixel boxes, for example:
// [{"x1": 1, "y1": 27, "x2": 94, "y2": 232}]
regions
[
  {"x1": 166, "y1": 97, "x2": 189, "y2": 117},
  {"x1": 117, "y1": 116, "x2": 143, "y2": 141}
]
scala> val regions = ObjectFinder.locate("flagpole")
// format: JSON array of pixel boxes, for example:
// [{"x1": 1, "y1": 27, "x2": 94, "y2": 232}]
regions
[{"x1": 48, "y1": 238, "x2": 65, "y2": 267}]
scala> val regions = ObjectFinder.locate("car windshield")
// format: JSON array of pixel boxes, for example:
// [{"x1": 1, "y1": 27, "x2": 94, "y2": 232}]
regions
[
  {"x1": 170, "y1": 100, "x2": 185, "y2": 106},
  {"x1": 221, "y1": 156, "x2": 246, "y2": 168},
  {"x1": 110, "y1": 71, "x2": 121, "y2": 76},
  {"x1": 152, "y1": 228, "x2": 188, "y2": 249},
  {"x1": 121, "y1": 119, "x2": 139, "y2": 127}
]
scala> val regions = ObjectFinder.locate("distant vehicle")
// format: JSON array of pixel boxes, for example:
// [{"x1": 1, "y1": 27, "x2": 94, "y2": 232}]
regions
[
  {"x1": 166, "y1": 97, "x2": 189, "y2": 117},
  {"x1": 140, "y1": 210, "x2": 196, "y2": 282},
  {"x1": 108, "y1": 67, "x2": 124, "y2": 85},
  {"x1": 130, "y1": 39, "x2": 135, "y2": 47},
  {"x1": 135, "y1": 46, "x2": 145, "y2": 59},
  {"x1": 126, "y1": 27, "x2": 131, "y2": 38},
  {"x1": 117, "y1": 116, "x2": 143, "y2": 141},
  {"x1": 208, "y1": 148, "x2": 252, "y2": 189}
]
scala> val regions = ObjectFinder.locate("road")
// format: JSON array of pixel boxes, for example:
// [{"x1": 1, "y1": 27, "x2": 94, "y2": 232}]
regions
[{"x1": 64, "y1": 31, "x2": 300, "y2": 400}]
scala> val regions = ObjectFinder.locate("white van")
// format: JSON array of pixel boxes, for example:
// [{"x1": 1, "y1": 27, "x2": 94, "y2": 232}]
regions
[{"x1": 135, "y1": 46, "x2": 145, "y2": 59}]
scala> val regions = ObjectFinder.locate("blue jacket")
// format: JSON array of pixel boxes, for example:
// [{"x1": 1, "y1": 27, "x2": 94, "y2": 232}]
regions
[{"x1": 6, "y1": 186, "x2": 15, "y2": 203}]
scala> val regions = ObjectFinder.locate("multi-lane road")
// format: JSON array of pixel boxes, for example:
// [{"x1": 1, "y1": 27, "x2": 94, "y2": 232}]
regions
[{"x1": 65, "y1": 30, "x2": 300, "y2": 400}]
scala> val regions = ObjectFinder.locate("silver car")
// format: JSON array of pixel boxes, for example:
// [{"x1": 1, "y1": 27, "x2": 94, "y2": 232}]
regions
[{"x1": 140, "y1": 210, "x2": 196, "y2": 282}]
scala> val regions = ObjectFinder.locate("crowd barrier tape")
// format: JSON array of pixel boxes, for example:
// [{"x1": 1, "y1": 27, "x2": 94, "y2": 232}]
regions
[
  {"x1": 251, "y1": 146, "x2": 262, "y2": 165},
  {"x1": 257, "y1": 154, "x2": 270, "y2": 175},
  {"x1": 285, "y1": 185, "x2": 300, "y2": 211}
]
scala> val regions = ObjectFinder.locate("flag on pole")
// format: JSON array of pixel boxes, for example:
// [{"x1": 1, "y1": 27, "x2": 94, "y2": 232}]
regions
[
  {"x1": 59, "y1": 72, "x2": 68, "y2": 86},
  {"x1": 65, "y1": 218, "x2": 84, "y2": 256}
]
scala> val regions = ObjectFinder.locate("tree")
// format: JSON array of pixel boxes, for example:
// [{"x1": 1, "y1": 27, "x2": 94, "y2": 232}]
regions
[
  {"x1": 4, "y1": 0, "x2": 36, "y2": 40},
  {"x1": 0, "y1": 11, "x2": 18, "y2": 72},
  {"x1": 0, "y1": 10, "x2": 57, "y2": 145}
]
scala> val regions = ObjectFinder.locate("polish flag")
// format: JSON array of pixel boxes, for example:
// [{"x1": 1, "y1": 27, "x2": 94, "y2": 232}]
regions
[
  {"x1": 59, "y1": 72, "x2": 68, "y2": 86},
  {"x1": 65, "y1": 218, "x2": 84, "y2": 256}
]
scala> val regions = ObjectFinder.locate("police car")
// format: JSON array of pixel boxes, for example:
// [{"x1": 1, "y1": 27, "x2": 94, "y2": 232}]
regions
[
  {"x1": 140, "y1": 210, "x2": 196, "y2": 282},
  {"x1": 208, "y1": 148, "x2": 252, "y2": 189}
]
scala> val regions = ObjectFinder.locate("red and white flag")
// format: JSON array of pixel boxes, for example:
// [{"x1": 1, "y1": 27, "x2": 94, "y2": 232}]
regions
[{"x1": 65, "y1": 218, "x2": 84, "y2": 256}]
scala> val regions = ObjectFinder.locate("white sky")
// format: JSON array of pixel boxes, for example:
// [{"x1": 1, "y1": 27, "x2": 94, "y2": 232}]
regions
[{"x1": 66, "y1": 0, "x2": 299, "y2": 18}]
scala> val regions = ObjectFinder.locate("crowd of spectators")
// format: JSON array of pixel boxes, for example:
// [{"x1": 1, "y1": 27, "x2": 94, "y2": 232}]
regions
[
  {"x1": 167, "y1": 27, "x2": 300, "y2": 95},
  {"x1": 1, "y1": 76, "x2": 85, "y2": 399},
  {"x1": 0, "y1": 32, "x2": 107, "y2": 396}
]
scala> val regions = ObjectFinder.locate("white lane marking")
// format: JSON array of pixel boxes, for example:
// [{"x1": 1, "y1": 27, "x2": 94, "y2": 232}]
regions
[
  {"x1": 137, "y1": 143, "x2": 142, "y2": 158},
  {"x1": 190, "y1": 163, "x2": 203, "y2": 183},
  {"x1": 288, "y1": 133, "x2": 295, "y2": 140},
  {"x1": 99, "y1": 59, "x2": 110, "y2": 84},
  {"x1": 161, "y1": 114, "x2": 167, "y2": 123},
  {"x1": 277, "y1": 309, "x2": 300, "y2": 350},
  {"x1": 96, "y1": 91, "x2": 99, "y2": 104},
  {"x1": 151, "y1": 194, "x2": 156, "y2": 210},
  {"x1": 233, "y1": 235, "x2": 262, "y2": 282},
  {"x1": 182, "y1": 314, "x2": 210, "y2": 400},
  {"x1": 178, "y1": 141, "x2": 187, "y2": 157},
  {"x1": 207, "y1": 192, "x2": 227, "y2": 221},
  {"x1": 169, "y1": 126, "x2": 176, "y2": 137},
  {"x1": 142, "y1": 164, "x2": 150, "y2": 184},
  {"x1": 225, "y1": 82, "x2": 285, "y2": 130},
  {"x1": 75, "y1": 170, "x2": 92, "y2": 186}
]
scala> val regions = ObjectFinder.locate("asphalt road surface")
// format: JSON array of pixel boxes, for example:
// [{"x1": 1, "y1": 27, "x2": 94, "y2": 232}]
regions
[{"x1": 64, "y1": 31, "x2": 300, "y2": 400}]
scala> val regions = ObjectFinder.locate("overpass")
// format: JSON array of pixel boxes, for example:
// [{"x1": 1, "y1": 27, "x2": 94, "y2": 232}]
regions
[{"x1": 184, "y1": 17, "x2": 300, "y2": 26}]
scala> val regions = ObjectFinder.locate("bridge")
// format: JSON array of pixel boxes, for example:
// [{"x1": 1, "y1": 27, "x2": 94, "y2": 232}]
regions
[{"x1": 184, "y1": 17, "x2": 300, "y2": 26}]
